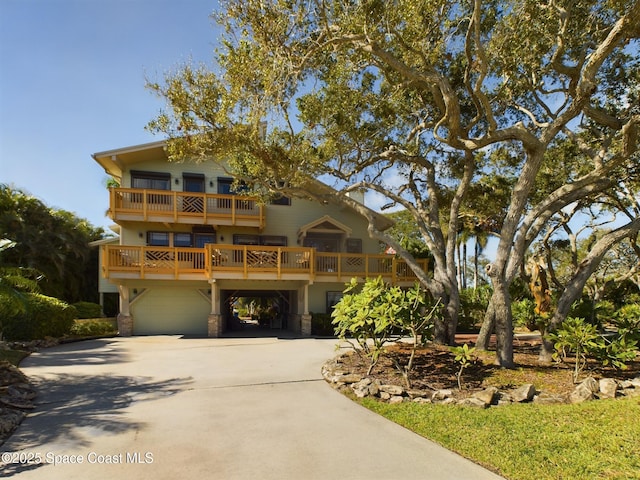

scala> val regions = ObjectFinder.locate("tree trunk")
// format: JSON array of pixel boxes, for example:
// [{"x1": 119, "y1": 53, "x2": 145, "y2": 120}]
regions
[
  {"x1": 491, "y1": 280, "x2": 515, "y2": 368},
  {"x1": 431, "y1": 279, "x2": 459, "y2": 345},
  {"x1": 473, "y1": 239, "x2": 480, "y2": 291},
  {"x1": 476, "y1": 299, "x2": 495, "y2": 350}
]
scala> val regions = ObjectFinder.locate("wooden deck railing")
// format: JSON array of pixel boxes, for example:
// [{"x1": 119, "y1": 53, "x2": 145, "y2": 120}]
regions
[
  {"x1": 108, "y1": 187, "x2": 264, "y2": 227},
  {"x1": 102, "y1": 244, "x2": 427, "y2": 283}
]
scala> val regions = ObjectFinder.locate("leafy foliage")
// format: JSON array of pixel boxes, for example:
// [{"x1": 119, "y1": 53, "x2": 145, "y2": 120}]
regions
[
  {"x1": 451, "y1": 343, "x2": 477, "y2": 389},
  {"x1": 549, "y1": 317, "x2": 601, "y2": 382},
  {"x1": 549, "y1": 316, "x2": 640, "y2": 382},
  {"x1": 2, "y1": 293, "x2": 77, "y2": 341},
  {"x1": 0, "y1": 185, "x2": 106, "y2": 303},
  {"x1": 72, "y1": 301, "x2": 103, "y2": 319},
  {"x1": 332, "y1": 277, "x2": 439, "y2": 386},
  {"x1": 0, "y1": 239, "x2": 42, "y2": 339},
  {"x1": 70, "y1": 319, "x2": 117, "y2": 337},
  {"x1": 459, "y1": 286, "x2": 492, "y2": 331},
  {"x1": 332, "y1": 277, "x2": 404, "y2": 375}
]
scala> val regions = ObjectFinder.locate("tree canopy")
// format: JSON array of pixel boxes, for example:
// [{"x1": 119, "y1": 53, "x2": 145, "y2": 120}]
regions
[
  {"x1": 148, "y1": 0, "x2": 640, "y2": 366},
  {"x1": 0, "y1": 184, "x2": 107, "y2": 303}
]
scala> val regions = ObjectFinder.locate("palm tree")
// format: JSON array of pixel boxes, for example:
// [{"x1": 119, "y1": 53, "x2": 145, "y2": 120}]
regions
[{"x1": 0, "y1": 239, "x2": 41, "y2": 340}]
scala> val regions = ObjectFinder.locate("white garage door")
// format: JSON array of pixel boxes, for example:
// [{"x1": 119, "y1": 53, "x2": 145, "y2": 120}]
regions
[{"x1": 131, "y1": 287, "x2": 209, "y2": 335}]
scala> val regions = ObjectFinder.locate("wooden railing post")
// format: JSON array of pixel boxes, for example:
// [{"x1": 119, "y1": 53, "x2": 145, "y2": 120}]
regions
[
  {"x1": 310, "y1": 249, "x2": 315, "y2": 280},
  {"x1": 392, "y1": 256, "x2": 397, "y2": 284},
  {"x1": 277, "y1": 247, "x2": 282, "y2": 279},
  {"x1": 243, "y1": 245, "x2": 248, "y2": 279},
  {"x1": 139, "y1": 246, "x2": 145, "y2": 279},
  {"x1": 143, "y1": 189, "x2": 148, "y2": 221},
  {"x1": 173, "y1": 191, "x2": 178, "y2": 222}
]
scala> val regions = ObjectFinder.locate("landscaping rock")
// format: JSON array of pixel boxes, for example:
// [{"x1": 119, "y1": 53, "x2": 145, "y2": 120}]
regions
[
  {"x1": 472, "y1": 387, "x2": 498, "y2": 406},
  {"x1": 322, "y1": 351, "x2": 639, "y2": 411},
  {"x1": 413, "y1": 397, "x2": 431, "y2": 404},
  {"x1": 458, "y1": 397, "x2": 489, "y2": 408},
  {"x1": 407, "y1": 389, "x2": 432, "y2": 400},
  {"x1": 337, "y1": 373, "x2": 363, "y2": 384},
  {"x1": 496, "y1": 391, "x2": 514, "y2": 405},
  {"x1": 569, "y1": 377, "x2": 599, "y2": 404},
  {"x1": 598, "y1": 378, "x2": 618, "y2": 399},
  {"x1": 620, "y1": 387, "x2": 640, "y2": 398},
  {"x1": 351, "y1": 378, "x2": 374, "y2": 398},
  {"x1": 511, "y1": 383, "x2": 536, "y2": 403},
  {"x1": 0, "y1": 361, "x2": 37, "y2": 445},
  {"x1": 432, "y1": 389, "x2": 453, "y2": 402},
  {"x1": 380, "y1": 384, "x2": 404, "y2": 396},
  {"x1": 533, "y1": 393, "x2": 566, "y2": 404},
  {"x1": 0, "y1": 408, "x2": 25, "y2": 436}
]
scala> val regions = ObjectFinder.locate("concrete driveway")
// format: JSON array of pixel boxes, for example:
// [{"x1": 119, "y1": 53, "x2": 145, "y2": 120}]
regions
[{"x1": 2, "y1": 335, "x2": 504, "y2": 479}]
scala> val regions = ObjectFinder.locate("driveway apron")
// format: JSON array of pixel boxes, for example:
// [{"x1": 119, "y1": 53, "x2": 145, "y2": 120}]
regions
[{"x1": 1, "y1": 336, "x2": 504, "y2": 479}]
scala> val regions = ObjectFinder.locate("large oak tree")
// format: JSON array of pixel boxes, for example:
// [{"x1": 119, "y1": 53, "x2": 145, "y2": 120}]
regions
[{"x1": 148, "y1": 0, "x2": 640, "y2": 366}]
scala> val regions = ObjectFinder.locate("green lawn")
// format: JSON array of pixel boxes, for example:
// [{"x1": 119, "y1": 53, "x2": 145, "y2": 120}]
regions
[
  {"x1": 0, "y1": 348, "x2": 29, "y2": 366},
  {"x1": 362, "y1": 396, "x2": 640, "y2": 480}
]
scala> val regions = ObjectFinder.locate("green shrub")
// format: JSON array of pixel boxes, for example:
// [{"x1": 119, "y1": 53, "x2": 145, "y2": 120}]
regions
[
  {"x1": 332, "y1": 277, "x2": 438, "y2": 386},
  {"x1": 70, "y1": 319, "x2": 117, "y2": 336},
  {"x1": 613, "y1": 303, "x2": 640, "y2": 343},
  {"x1": 2, "y1": 293, "x2": 77, "y2": 340},
  {"x1": 511, "y1": 298, "x2": 537, "y2": 330},
  {"x1": 72, "y1": 301, "x2": 103, "y2": 319},
  {"x1": 458, "y1": 286, "x2": 492, "y2": 332},
  {"x1": 311, "y1": 313, "x2": 334, "y2": 336},
  {"x1": 569, "y1": 298, "x2": 615, "y2": 328},
  {"x1": 549, "y1": 317, "x2": 600, "y2": 382},
  {"x1": 550, "y1": 316, "x2": 639, "y2": 381}
]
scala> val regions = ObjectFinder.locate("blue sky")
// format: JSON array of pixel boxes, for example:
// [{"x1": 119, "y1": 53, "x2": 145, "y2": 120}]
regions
[{"x1": 0, "y1": 0, "x2": 221, "y2": 231}]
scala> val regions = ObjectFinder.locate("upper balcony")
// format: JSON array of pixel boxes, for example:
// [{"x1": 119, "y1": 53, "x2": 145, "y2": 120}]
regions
[
  {"x1": 108, "y1": 187, "x2": 265, "y2": 228},
  {"x1": 101, "y1": 244, "x2": 428, "y2": 286}
]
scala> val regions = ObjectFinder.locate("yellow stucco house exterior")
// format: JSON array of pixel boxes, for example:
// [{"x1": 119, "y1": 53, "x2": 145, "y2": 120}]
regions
[{"x1": 93, "y1": 140, "x2": 426, "y2": 337}]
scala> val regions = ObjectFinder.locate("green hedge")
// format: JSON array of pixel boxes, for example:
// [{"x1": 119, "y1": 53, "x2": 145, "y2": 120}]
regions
[
  {"x1": 72, "y1": 301, "x2": 103, "y2": 319},
  {"x1": 311, "y1": 313, "x2": 335, "y2": 336},
  {"x1": 70, "y1": 319, "x2": 117, "y2": 336},
  {"x1": 1, "y1": 293, "x2": 77, "y2": 340}
]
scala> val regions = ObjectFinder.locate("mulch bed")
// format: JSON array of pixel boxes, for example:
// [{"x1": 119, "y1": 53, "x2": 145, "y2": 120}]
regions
[{"x1": 336, "y1": 340, "x2": 640, "y2": 398}]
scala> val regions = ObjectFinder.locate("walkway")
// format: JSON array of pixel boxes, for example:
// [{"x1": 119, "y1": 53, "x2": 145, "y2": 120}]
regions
[{"x1": 2, "y1": 336, "x2": 504, "y2": 479}]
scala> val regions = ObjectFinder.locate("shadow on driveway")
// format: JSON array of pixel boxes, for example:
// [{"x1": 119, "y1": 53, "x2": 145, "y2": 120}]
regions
[
  {"x1": 16, "y1": 339, "x2": 130, "y2": 368},
  {"x1": 2, "y1": 372, "x2": 192, "y2": 477}
]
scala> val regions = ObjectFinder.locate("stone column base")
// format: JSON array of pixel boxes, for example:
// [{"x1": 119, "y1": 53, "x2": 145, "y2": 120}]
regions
[
  {"x1": 301, "y1": 314, "x2": 312, "y2": 337},
  {"x1": 208, "y1": 314, "x2": 223, "y2": 338},
  {"x1": 117, "y1": 313, "x2": 133, "y2": 336}
]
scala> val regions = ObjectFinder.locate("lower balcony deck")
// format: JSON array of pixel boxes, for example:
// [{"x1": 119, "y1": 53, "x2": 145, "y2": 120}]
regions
[{"x1": 101, "y1": 244, "x2": 427, "y2": 285}]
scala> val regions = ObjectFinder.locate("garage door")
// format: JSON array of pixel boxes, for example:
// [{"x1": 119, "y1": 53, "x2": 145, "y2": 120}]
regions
[{"x1": 131, "y1": 287, "x2": 209, "y2": 335}]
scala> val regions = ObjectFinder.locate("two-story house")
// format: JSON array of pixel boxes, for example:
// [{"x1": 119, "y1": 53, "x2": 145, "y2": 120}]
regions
[{"x1": 93, "y1": 140, "x2": 427, "y2": 337}]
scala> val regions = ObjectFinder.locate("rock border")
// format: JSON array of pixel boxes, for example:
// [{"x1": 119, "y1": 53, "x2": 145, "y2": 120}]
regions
[
  {"x1": 0, "y1": 361, "x2": 37, "y2": 445},
  {"x1": 322, "y1": 354, "x2": 640, "y2": 408}
]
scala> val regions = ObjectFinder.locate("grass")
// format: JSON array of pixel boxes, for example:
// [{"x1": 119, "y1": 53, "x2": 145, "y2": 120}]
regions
[
  {"x1": 362, "y1": 396, "x2": 640, "y2": 480},
  {"x1": 0, "y1": 348, "x2": 29, "y2": 366}
]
